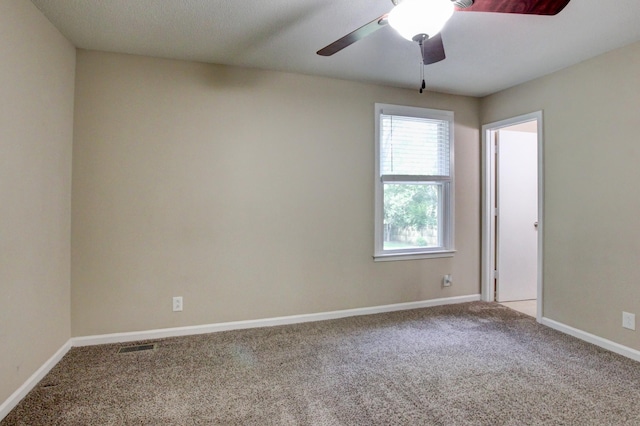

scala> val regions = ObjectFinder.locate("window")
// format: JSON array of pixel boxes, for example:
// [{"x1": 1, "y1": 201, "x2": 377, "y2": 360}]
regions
[{"x1": 374, "y1": 104, "x2": 454, "y2": 261}]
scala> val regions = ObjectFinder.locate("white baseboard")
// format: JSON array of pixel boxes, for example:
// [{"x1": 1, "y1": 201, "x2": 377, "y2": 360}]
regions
[
  {"x1": 0, "y1": 340, "x2": 71, "y2": 421},
  {"x1": 72, "y1": 294, "x2": 481, "y2": 347},
  {"x1": 1, "y1": 294, "x2": 481, "y2": 420},
  {"x1": 541, "y1": 317, "x2": 640, "y2": 363},
  {"x1": 10, "y1": 298, "x2": 640, "y2": 423}
]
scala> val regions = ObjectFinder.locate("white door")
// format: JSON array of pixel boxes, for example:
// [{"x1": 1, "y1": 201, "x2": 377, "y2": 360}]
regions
[{"x1": 496, "y1": 130, "x2": 538, "y2": 302}]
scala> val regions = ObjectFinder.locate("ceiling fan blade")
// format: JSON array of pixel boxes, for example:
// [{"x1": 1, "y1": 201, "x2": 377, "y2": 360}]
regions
[
  {"x1": 317, "y1": 14, "x2": 388, "y2": 56},
  {"x1": 422, "y1": 34, "x2": 446, "y2": 65},
  {"x1": 458, "y1": 0, "x2": 571, "y2": 15}
]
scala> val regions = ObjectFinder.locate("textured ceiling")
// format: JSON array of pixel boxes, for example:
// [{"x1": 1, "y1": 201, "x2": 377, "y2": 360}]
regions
[{"x1": 30, "y1": 0, "x2": 640, "y2": 97}]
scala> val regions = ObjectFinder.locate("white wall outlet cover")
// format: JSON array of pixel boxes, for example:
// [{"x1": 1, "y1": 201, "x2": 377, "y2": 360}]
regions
[
  {"x1": 443, "y1": 275, "x2": 452, "y2": 287},
  {"x1": 173, "y1": 296, "x2": 183, "y2": 312},
  {"x1": 622, "y1": 312, "x2": 635, "y2": 330}
]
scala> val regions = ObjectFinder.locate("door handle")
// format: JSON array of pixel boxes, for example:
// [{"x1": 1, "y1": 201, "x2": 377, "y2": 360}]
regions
[{"x1": 534, "y1": 221, "x2": 539, "y2": 229}]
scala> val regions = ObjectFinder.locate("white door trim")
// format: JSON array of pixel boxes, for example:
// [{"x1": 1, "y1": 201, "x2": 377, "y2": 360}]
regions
[{"x1": 481, "y1": 111, "x2": 544, "y2": 322}]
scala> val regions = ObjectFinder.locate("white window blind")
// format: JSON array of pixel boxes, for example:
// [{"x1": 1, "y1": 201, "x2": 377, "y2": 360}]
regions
[{"x1": 380, "y1": 114, "x2": 450, "y2": 179}]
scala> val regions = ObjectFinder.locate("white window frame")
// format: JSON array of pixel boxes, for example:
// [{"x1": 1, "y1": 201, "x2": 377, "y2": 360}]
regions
[{"x1": 374, "y1": 103, "x2": 455, "y2": 261}]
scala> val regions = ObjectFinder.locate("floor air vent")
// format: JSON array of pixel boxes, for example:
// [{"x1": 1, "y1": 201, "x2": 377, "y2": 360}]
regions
[{"x1": 117, "y1": 343, "x2": 157, "y2": 354}]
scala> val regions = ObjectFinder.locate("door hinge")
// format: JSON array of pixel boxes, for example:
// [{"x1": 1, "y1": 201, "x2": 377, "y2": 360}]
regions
[
  {"x1": 493, "y1": 270, "x2": 499, "y2": 280},
  {"x1": 494, "y1": 207, "x2": 499, "y2": 217}
]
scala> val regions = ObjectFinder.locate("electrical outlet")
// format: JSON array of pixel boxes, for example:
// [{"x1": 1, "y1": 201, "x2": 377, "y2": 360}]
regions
[
  {"x1": 622, "y1": 312, "x2": 635, "y2": 330},
  {"x1": 173, "y1": 296, "x2": 183, "y2": 312},
  {"x1": 443, "y1": 274, "x2": 452, "y2": 287}
]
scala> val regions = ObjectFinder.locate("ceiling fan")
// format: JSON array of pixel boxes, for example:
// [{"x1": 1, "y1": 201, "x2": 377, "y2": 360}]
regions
[{"x1": 317, "y1": 0, "x2": 571, "y2": 89}]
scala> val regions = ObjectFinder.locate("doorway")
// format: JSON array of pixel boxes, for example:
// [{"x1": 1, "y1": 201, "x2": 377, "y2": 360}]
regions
[{"x1": 481, "y1": 112, "x2": 543, "y2": 322}]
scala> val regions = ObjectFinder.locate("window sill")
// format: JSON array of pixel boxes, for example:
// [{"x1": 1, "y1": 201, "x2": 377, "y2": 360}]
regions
[{"x1": 373, "y1": 250, "x2": 456, "y2": 262}]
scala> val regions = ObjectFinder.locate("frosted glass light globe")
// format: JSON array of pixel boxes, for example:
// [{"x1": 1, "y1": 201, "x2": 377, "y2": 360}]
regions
[{"x1": 388, "y1": 0, "x2": 455, "y2": 41}]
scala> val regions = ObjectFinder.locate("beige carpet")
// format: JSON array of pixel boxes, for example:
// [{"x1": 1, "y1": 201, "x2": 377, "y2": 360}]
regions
[{"x1": 4, "y1": 302, "x2": 640, "y2": 425}]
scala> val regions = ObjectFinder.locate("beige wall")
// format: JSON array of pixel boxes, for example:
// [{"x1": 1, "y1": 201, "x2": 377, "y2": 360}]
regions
[
  {"x1": 0, "y1": 0, "x2": 75, "y2": 404},
  {"x1": 482, "y1": 41, "x2": 640, "y2": 349},
  {"x1": 71, "y1": 50, "x2": 481, "y2": 336}
]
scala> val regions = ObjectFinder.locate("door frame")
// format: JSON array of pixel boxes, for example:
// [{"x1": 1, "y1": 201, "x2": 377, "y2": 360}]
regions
[{"x1": 481, "y1": 111, "x2": 544, "y2": 322}]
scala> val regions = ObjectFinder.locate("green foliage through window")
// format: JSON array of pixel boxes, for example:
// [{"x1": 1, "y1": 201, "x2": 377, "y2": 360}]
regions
[{"x1": 383, "y1": 183, "x2": 440, "y2": 249}]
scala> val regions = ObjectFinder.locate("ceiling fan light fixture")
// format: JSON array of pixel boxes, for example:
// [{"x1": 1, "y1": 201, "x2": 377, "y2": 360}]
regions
[{"x1": 388, "y1": 0, "x2": 454, "y2": 41}]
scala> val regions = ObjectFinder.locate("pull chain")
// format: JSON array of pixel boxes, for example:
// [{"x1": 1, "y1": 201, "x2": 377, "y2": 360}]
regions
[{"x1": 416, "y1": 34, "x2": 427, "y2": 94}]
